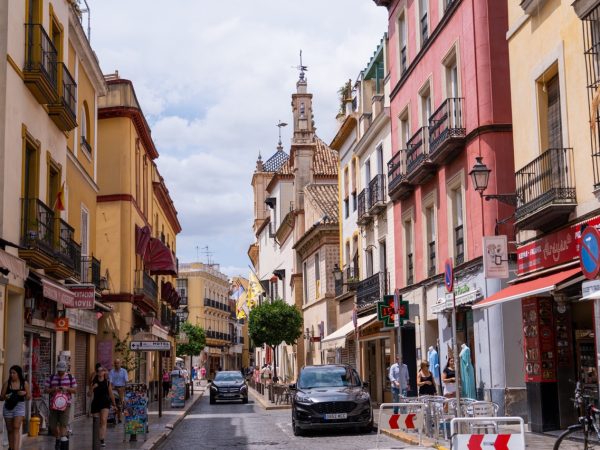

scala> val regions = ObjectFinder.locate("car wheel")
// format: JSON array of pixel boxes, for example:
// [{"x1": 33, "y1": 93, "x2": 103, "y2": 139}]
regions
[
  {"x1": 210, "y1": 395, "x2": 215, "y2": 405},
  {"x1": 292, "y1": 420, "x2": 304, "y2": 437},
  {"x1": 242, "y1": 396, "x2": 248, "y2": 404},
  {"x1": 360, "y1": 422, "x2": 373, "y2": 434}
]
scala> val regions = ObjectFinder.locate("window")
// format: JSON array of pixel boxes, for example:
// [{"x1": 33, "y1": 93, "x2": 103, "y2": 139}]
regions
[
  {"x1": 303, "y1": 262, "x2": 308, "y2": 304},
  {"x1": 80, "y1": 102, "x2": 91, "y2": 156},
  {"x1": 426, "y1": 206, "x2": 436, "y2": 276},
  {"x1": 400, "y1": 112, "x2": 410, "y2": 148},
  {"x1": 365, "y1": 160, "x2": 372, "y2": 185},
  {"x1": 352, "y1": 236, "x2": 359, "y2": 279},
  {"x1": 315, "y1": 252, "x2": 320, "y2": 298},
  {"x1": 135, "y1": 146, "x2": 140, "y2": 204},
  {"x1": 379, "y1": 240, "x2": 387, "y2": 275},
  {"x1": 445, "y1": 56, "x2": 459, "y2": 99},
  {"x1": 376, "y1": 145, "x2": 384, "y2": 175},
  {"x1": 420, "y1": 0, "x2": 429, "y2": 46},
  {"x1": 420, "y1": 83, "x2": 432, "y2": 126},
  {"x1": 352, "y1": 191, "x2": 357, "y2": 212},
  {"x1": 546, "y1": 74, "x2": 563, "y2": 149},
  {"x1": 80, "y1": 206, "x2": 89, "y2": 256},
  {"x1": 344, "y1": 197, "x2": 349, "y2": 218},
  {"x1": 398, "y1": 13, "x2": 407, "y2": 75},
  {"x1": 405, "y1": 219, "x2": 414, "y2": 285},
  {"x1": 345, "y1": 242, "x2": 351, "y2": 267},
  {"x1": 143, "y1": 155, "x2": 148, "y2": 215},
  {"x1": 344, "y1": 167, "x2": 349, "y2": 218},
  {"x1": 451, "y1": 186, "x2": 464, "y2": 264},
  {"x1": 365, "y1": 248, "x2": 373, "y2": 277},
  {"x1": 48, "y1": 162, "x2": 61, "y2": 211}
]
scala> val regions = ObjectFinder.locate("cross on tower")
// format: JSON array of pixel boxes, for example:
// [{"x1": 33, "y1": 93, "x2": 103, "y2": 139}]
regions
[
  {"x1": 276, "y1": 120, "x2": 287, "y2": 148},
  {"x1": 295, "y1": 50, "x2": 308, "y2": 81}
]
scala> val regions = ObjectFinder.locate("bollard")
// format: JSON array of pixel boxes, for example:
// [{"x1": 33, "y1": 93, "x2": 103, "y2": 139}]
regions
[{"x1": 92, "y1": 416, "x2": 99, "y2": 450}]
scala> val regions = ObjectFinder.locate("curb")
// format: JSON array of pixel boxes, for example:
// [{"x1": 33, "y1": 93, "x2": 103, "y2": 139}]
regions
[
  {"x1": 248, "y1": 388, "x2": 291, "y2": 411},
  {"x1": 378, "y1": 427, "x2": 449, "y2": 450},
  {"x1": 143, "y1": 388, "x2": 206, "y2": 450}
]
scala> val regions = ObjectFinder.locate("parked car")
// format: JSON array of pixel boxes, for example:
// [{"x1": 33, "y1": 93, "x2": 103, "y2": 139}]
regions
[
  {"x1": 290, "y1": 364, "x2": 372, "y2": 436},
  {"x1": 209, "y1": 371, "x2": 249, "y2": 404}
]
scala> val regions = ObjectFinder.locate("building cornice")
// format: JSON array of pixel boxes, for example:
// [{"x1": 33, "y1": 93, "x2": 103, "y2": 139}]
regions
[
  {"x1": 97, "y1": 194, "x2": 150, "y2": 227},
  {"x1": 354, "y1": 108, "x2": 390, "y2": 159},
  {"x1": 572, "y1": 0, "x2": 600, "y2": 18},
  {"x1": 152, "y1": 181, "x2": 182, "y2": 234},
  {"x1": 293, "y1": 224, "x2": 339, "y2": 257},
  {"x1": 330, "y1": 114, "x2": 358, "y2": 150},
  {"x1": 255, "y1": 216, "x2": 271, "y2": 238}
]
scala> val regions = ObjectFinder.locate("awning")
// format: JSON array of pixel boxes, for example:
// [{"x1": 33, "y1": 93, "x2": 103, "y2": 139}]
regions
[
  {"x1": 472, "y1": 268, "x2": 581, "y2": 310},
  {"x1": 0, "y1": 249, "x2": 28, "y2": 282},
  {"x1": 42, "y1": 279, "x2": 75, "y2": 307},
  {"x1": 135, "y1": 225, "x2": 151, "y2": 257},
  {"x1": 144, "y1": 238, "x2": 177, "y2": 276},
  {"x1": 321, "y1": 313, "x2": 377, "y2": 350}
]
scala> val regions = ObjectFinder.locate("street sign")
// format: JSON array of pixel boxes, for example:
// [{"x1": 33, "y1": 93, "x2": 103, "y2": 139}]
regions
[
  {"x1": 580, "y1": 226, "x2": 600, "y2": 280},
  {"x1": 445, "y1": 258, "x2": 454, "y2": 293},
  {"x1": 388, "y1": 412, "x2": 422, "y2": 431},
  {"x1": 130, "y1": 340, "x2": 172, "y2": 351}
]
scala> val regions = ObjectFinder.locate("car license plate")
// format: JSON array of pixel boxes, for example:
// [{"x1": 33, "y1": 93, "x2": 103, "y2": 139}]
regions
[
  {"x1": 223, "y1": 393, "x2": 236, "y2": 397},
  {"x1": 324, "y1": 413, "x2": 347, "y2": 420}
]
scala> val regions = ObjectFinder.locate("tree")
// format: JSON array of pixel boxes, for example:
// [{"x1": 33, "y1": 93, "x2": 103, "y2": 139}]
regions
[
  {"x1": 176, "y1": 322, "x2": 206, "y2": 375},
  {"x1": 248, "y1": 299, "x2": 303, "y2": 383}
]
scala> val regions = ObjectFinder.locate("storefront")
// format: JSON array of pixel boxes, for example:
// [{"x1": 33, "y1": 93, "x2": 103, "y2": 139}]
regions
[{"x1": 359, "y1": 320, "x2": 393, "y2": 404}]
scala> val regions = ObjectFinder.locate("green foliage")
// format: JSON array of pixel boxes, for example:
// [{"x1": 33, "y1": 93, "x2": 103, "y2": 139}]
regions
[
  {"x1": 248, "y1": 299, "x2": 303, "y2": 348},
  {"x1": 176, "y1": 322, "x2": 206, "y2": 358},
  {"x1": 113, "y1": 332, "x2": 139, "y2": 372}
]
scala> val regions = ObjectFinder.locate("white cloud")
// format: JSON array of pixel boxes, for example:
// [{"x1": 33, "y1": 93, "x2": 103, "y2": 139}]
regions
[{"x1": 91, "y1": 0, "x2": 387, "y2": 268}]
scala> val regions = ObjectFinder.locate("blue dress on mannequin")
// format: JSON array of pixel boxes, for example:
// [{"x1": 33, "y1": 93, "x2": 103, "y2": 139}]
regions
[
  {"x1": 428, "y1": 347, "x2": 440, "y2": 388},
  {"x1": 460, "y1": 345, "x2": 476, "y2": 399}
]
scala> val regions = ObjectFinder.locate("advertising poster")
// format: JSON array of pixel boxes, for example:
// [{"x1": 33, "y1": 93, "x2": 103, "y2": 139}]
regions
[
  {"x1": 123, "y1": 385, "x2": 148, "y2": 436},
  {"x1": 170, "y1": 375, "x2": 186, "y2": 408}
]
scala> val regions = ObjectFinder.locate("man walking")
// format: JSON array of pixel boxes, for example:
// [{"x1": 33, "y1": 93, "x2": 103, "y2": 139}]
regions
[
  {"x1": 45, "y1": 361, "x2": 77, "y2": 450},
  {"x1": 389, "y1": 354, "x2": 410, "y2": 414},
  {"x1": 108, "y1": 359, "x2": 128, "y2": 424}
]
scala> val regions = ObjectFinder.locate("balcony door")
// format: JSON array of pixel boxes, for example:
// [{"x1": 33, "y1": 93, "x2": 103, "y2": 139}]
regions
[
  {"x1": 27, "y1": 0, "x2": 41, "y2": 24},
  {"x1": 22, "y1": 143, "x2": 39, "y2": 239},
  {"x1": 545, "y1": 75, "x2": 565, "y2": 190}
]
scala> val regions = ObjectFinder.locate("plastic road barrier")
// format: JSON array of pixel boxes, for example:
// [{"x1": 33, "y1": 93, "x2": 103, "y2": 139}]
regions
[
  {"x1": 450, "y1": 417, "x2": 525, "y2": 450},
  {"x1": 374, "y1": 402, "x2": 430, "y2": 449}
]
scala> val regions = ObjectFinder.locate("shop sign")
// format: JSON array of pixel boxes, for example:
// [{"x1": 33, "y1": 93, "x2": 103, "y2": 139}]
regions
[
  {"x1": 65, "y1": 308, "x2": 98, "y2": 334},
  {"x1": 434, "y1": 272, "x2": 484, "y2": 314},
  {"x1": 483, "y1": 235, "x2": 509, "y2": 279},
  {"x1": 43, "y1": 279, "x2": 75, "y2": 307},
  {"x1": 517, "y1": 215, "x2": 600, "y2": 275},
  {"x1": 67, "y1": 284, "x2": 95, "y2": 309},
  {"x1": 55, "y1": 317, "x2": 69, "y2": 332},
  {"x1": 582, "y1": 280, "x2": 600, "y2": 299},
  {"x1": 377, "y1": 295, "x2": 408, "y2": 327},
  {"x1": 431, "y1": 289, "x2": 481, "y2": 314}
]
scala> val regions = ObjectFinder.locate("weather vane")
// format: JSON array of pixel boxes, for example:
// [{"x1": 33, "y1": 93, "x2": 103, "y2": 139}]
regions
[
  {"x1": 276, "y1": 120, "x2": 287, "y2": 147},
  {"x1": 294, "y1": 50, "x2": 308, "y2": 81}
]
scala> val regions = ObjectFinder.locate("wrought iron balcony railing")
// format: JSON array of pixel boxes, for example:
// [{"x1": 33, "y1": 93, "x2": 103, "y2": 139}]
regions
[
  {"x1": 515, "y1": 147, "x2": 577, "y2": 230},
  {"x1": 55, "y1": 219, "x2": 75, "y2": 269},
  {"x1": 47, "y1": 62, "x2": 77, "y2": 131},
  {"x1": 368, "y1": 174, "x2": 386, "y2": 215},
  {"x1": 135, "y1": 271, "x2": 157, "y2": 306},
  {"x1": 357, "y1": 188, "x2": 371, "y2": 225},
  {"x1": 356, "y1": 271, "x2": 387, "y2": 308},
  {"x1": 428, "y1": 97, "x2": 465, "y2": 163},
  {"x1": 334, "y1": 266, "x2": 358, "y2": 297},
  {"x1": 23, "y1": 24, "x2": 58, "y2": 104},
  {"x1": 406, "y1": 127, "x2": 430, "y2": 176},
  {"x1": 21, "y1": 198, "x2": 55, "y2": 255}
]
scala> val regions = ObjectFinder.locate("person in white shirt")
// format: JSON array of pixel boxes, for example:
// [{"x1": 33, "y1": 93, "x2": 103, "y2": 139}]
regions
[{"x1": 388, "y1": 354, "x2": 410, "y2": 413}]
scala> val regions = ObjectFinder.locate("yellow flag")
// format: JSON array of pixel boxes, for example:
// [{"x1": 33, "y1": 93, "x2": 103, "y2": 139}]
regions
[
  {"x1": 236, "y1": 292, "x2": 248, "y2": 319},
  {"x1": 247, "y1": 271, "x2": 264, "y2": 309}
]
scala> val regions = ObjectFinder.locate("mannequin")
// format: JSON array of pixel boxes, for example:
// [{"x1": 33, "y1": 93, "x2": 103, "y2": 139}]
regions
[
  {"x1": 460, "y1": 344, "x2": 476, "y2": 399},
  {"x1": 427, "y1": 346, "x2": 440, "y2": 392}
]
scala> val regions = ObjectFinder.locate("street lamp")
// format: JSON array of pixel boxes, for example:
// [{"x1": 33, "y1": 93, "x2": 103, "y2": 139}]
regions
[
  {"x1": 144, "y1": 311, "x2": 155, "y2": 330},
  {"x1": 332, "y1": 264, "x2": 343, "y2": 282},
  {"x1": 468, "y1": 156, "x2": 520, "y2": 206}
]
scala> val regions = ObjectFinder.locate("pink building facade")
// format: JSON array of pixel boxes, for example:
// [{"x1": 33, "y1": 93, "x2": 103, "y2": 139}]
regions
[{"x1": 374, "y1": 0, "x2": 524, "y2": 414}]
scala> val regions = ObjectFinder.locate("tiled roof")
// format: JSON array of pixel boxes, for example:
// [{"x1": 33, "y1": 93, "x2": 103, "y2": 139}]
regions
[
  {"x1": 304, "y1": 184, "x2": 339, "y2": 224},
  {"x1": 277, "y1": 136, "x2": 338, "y2": 177},
  {"x1": 263, "y1": 149, "x2": 289, "y2": 172}
]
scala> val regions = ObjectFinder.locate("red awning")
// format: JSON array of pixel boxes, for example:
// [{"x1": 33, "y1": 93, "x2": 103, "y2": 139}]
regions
[
  {"x1": 135, "y1": 225, "x2": 151, "y2": 256},
  {"x1": 144, "y1": 238, "x2": 177, "y2": 276},
  {"x1": 472, "y1": 268, "x2": 581, "y2": 310}
]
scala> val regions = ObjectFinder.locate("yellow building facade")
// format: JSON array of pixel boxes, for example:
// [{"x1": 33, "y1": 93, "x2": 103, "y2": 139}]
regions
[{"x1": 96, "y1": 75, "x2": 181, "y2": 388}]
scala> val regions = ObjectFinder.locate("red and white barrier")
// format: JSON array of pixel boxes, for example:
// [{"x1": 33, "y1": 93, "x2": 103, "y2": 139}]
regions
[
  {"x1": 450, "y1": 417, "x2": 525, "y2": 450},
  {"x1": 374, "y1": 402, "x2": 428, "y2": 449}
]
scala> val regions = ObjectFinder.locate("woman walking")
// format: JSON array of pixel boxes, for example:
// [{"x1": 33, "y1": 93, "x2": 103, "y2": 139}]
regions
[
  {"x1": 1, "y1": 365, "x2": 30, "y2": 450},
  {"x1": 442, "y1": 357, "x2": 457, "y2": 398},
  {"x1": 417, "y1": 361, "x2": 437, "y2": 396},
  {"x1": 89, "y1": 366, "x2": 116, "y2": 447},
  {"x1": 162, "y1": 369, "x2": 170, "y2": 398}
]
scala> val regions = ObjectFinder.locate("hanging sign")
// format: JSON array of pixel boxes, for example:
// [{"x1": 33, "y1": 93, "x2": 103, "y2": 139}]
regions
[
  {"x1": 67, "y1": 284, "x2": 95, "y2": 309},
  {"x1": 377, "y1": 295, "x2": 409, "y2": 327},
  {"x1": 483, "y1": 235, "x2": 509, "y2": 279},
  {"x1": 55, "y1": 317, "x2": 69, "y2": 332}
]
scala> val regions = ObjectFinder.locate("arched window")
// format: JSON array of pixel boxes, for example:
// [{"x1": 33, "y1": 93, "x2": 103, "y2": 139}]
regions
[{"x1": 80, "y1": 101, "x2": 91, "y2": 155}]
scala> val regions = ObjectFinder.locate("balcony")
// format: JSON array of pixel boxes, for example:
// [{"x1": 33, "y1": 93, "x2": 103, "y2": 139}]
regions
[
  {"x1": 368, "y1": 174, "x2": 386, "y2": 216},
  {"x1": 47, "y1": 219, "x2": 76, "y2": 279},
  {"x1": 135, "y1": 271, "x2": 158, "y2": 310},
  {"x1": 356, "y1": 272, "x2": 387, "y2": 309},
  {"x1": 81, "y1": 255, "x2": 102, "y2": 290},
  {"x1": 204, "y1": 298, "x2": 230, "y2": 313},
  {"x1": 23, "y1": 24, "x2": 58, "y2": 105},
  {"x1": 387, "y1": 150, "x2": 413, "y2": 200},
  {"x1": 428, "y1": 98, "x2": 465, "y2": 164},
  {"x1": 48, "y1": 62, "x2": 77, "y2": 131},
  {"x1": 357, "y1": 188, "x2": 371, "y2": 226},
  {"x1": 406, "y1": 127, "x2": 435, "y2": 184},
  {"x1": 179, "y1": 296, "x2": 188, "y2": 306},
  {"x1": 515, "y1": 148, "x2": 577, "y2": 231},
  {"x1": 334, "y1": 266, "x2": 358, "y2": 297},
  {"x1": 19, "y1": 198, "x2": 55, "y2": 268}
]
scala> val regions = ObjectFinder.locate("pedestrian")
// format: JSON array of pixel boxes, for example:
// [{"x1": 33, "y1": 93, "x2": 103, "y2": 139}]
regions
[
  {"x1": 45, "y1": 360, "x2": 77, "y2": 450},
  {"x1": 88, "y1": 366, "x2": 116, "y2": 448},
  {"x1": 108, "y1": 358, "x2": 128, "y2": 424},
  {"x1": 1, "y1": 365, "x2": 30, "y2": 450},
  {"x1": 417, "y1": 360, "x2": 437, "y2": 396},
  {"x1": 200, "y1": 366, "x2": 206, "y2": 380},
  {"x1": 388, "y1": 354, "x2": 410, "y2": 414},
  {"x1": 442, "y1": 357, "x2": 457, "y2": 398},
  {"x1": 191, "y1": 366, "x2": 196, "y2": 382},
  {"x1": 162, "y1": 369, "x2": 170, "y2": 398}
]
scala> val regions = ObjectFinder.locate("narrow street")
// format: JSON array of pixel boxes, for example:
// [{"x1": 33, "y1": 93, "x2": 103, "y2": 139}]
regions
[{"x1": 157, "y1": 395, "x2": 404, "y2": 450}]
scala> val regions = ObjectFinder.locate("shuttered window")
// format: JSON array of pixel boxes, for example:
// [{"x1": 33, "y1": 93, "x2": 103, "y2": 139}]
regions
[
  {"x1": 547, "y1": 75, "x2": 563, "y2": 149},
  {"x1": 73, "y1": 331, "x2": 88, "y2": 417}
]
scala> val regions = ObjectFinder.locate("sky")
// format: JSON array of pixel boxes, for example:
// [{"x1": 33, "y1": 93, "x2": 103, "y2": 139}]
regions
[{"x1": 90, "y1": 1, "x2": 388, "y2": 277}]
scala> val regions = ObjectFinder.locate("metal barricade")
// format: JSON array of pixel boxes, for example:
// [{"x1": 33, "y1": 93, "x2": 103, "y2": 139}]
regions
[
  {"x1": 375, "y1": 402, "x2": 429, "y2": 449},
  {"x1": 450, "y1": 416, "x2": 525, "y2": 450}
]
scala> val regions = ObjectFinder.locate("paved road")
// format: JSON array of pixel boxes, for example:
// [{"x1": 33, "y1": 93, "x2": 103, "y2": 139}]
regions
[{"x1": 157, "y1": 394, "x2": 406, "y2": 450}]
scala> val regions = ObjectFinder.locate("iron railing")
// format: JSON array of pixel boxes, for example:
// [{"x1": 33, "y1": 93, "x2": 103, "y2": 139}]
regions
[
  {"x1": 515, "y1": 148, "x2": 577, "y2": 220},
  {"x1": 455, "y1": 225, "x2": 464, "y2": 265},
  {"x1": 368, "y1": 174, "x2": 386, "y2": 210},
  {"x1": 57, "y1": 62, "x2": 77, "y2": 119},
  {"x1": 55, "y1": 219, "x2": 75, "y2": 268},
  {"x1": 406, "y1": 127, "x2": 429, "y2": 175},
  {"x1": 407, "y1": 253, "x2": 414, "y2": 285},
  {"x1": 91, "y1": 256, "x2": 101, "y2": 288},
  {"x1": 21, "y1": 198, "x2": 55, "y2": 254},
  {"x1": 428, "y1": 241, "x2": 436, "y2": 277},
  {"x1": 428, "y1": 97, "x2": 465, "y2": 155},
  {"x1": 80, "y1": 255, "x2": 101, "y2": 289},
  {"x1": 204, "y1": 298, "x2": 230, "y2": 312},
  {"x1": 357, "y1": 188, "x2": 369, "y2": 223},
  {"x1": 179, "y1": 296, "x2": 188, "y2": 306},
  {"x1": 334, "y1": 266, "x2": 358, "y2": 297},
  {"x1": 387, "y1": 150, "x2": 405, "y2": 192},
  {"x1": 583, "y1": 5, "x2": 600, "y2": 187},
  {"x1": 357, "y1": 272, "x2": 387, "y2": 308},
  {"x1": 24, "y1": 24, "x2": 58, "y2": 89},
  {"x1": 71, "y1": 241, "x2": 82, "y2": 279},
  {"x1": 135, "y1": 271, "x2": 157, "y2": 304}
]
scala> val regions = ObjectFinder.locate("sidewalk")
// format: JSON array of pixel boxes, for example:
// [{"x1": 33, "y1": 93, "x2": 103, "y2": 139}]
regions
[
  {"x1": 22, "y1": 385, "x2": 205, "y2": 450},
  {"x1": 248, "y1": 386, "x2": 291, "y2": 410}
]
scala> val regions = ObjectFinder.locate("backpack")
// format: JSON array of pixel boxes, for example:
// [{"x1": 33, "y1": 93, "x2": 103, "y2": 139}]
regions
[{"x1": 50, "y1": 374, "x2": 74, "y2": 411}]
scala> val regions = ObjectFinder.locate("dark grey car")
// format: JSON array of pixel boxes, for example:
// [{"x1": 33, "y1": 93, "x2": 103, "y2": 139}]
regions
[
  {"x1": 290, "y1": 364, "x2": 372, "y2": 436},
  {"x1": 209, "y1": 371, "x2": 248, "y2": 404}
]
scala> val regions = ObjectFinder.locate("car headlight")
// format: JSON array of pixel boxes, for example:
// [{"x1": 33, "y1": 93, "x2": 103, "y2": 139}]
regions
[
  {"x1": 295, "y1": 393, "x2": 313, "y2": 404},
  {"x1": 357, "y1": 391, "x2": 370, "y2": 402}
]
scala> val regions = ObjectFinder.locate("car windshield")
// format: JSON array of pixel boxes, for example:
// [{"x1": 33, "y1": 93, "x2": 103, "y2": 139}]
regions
[
  {"x1": 298, "y1": 366, "x2": 361, "y2": 389},
  {"x1": 214, "y1": 372, "x2": 244, "y2": 383}
]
